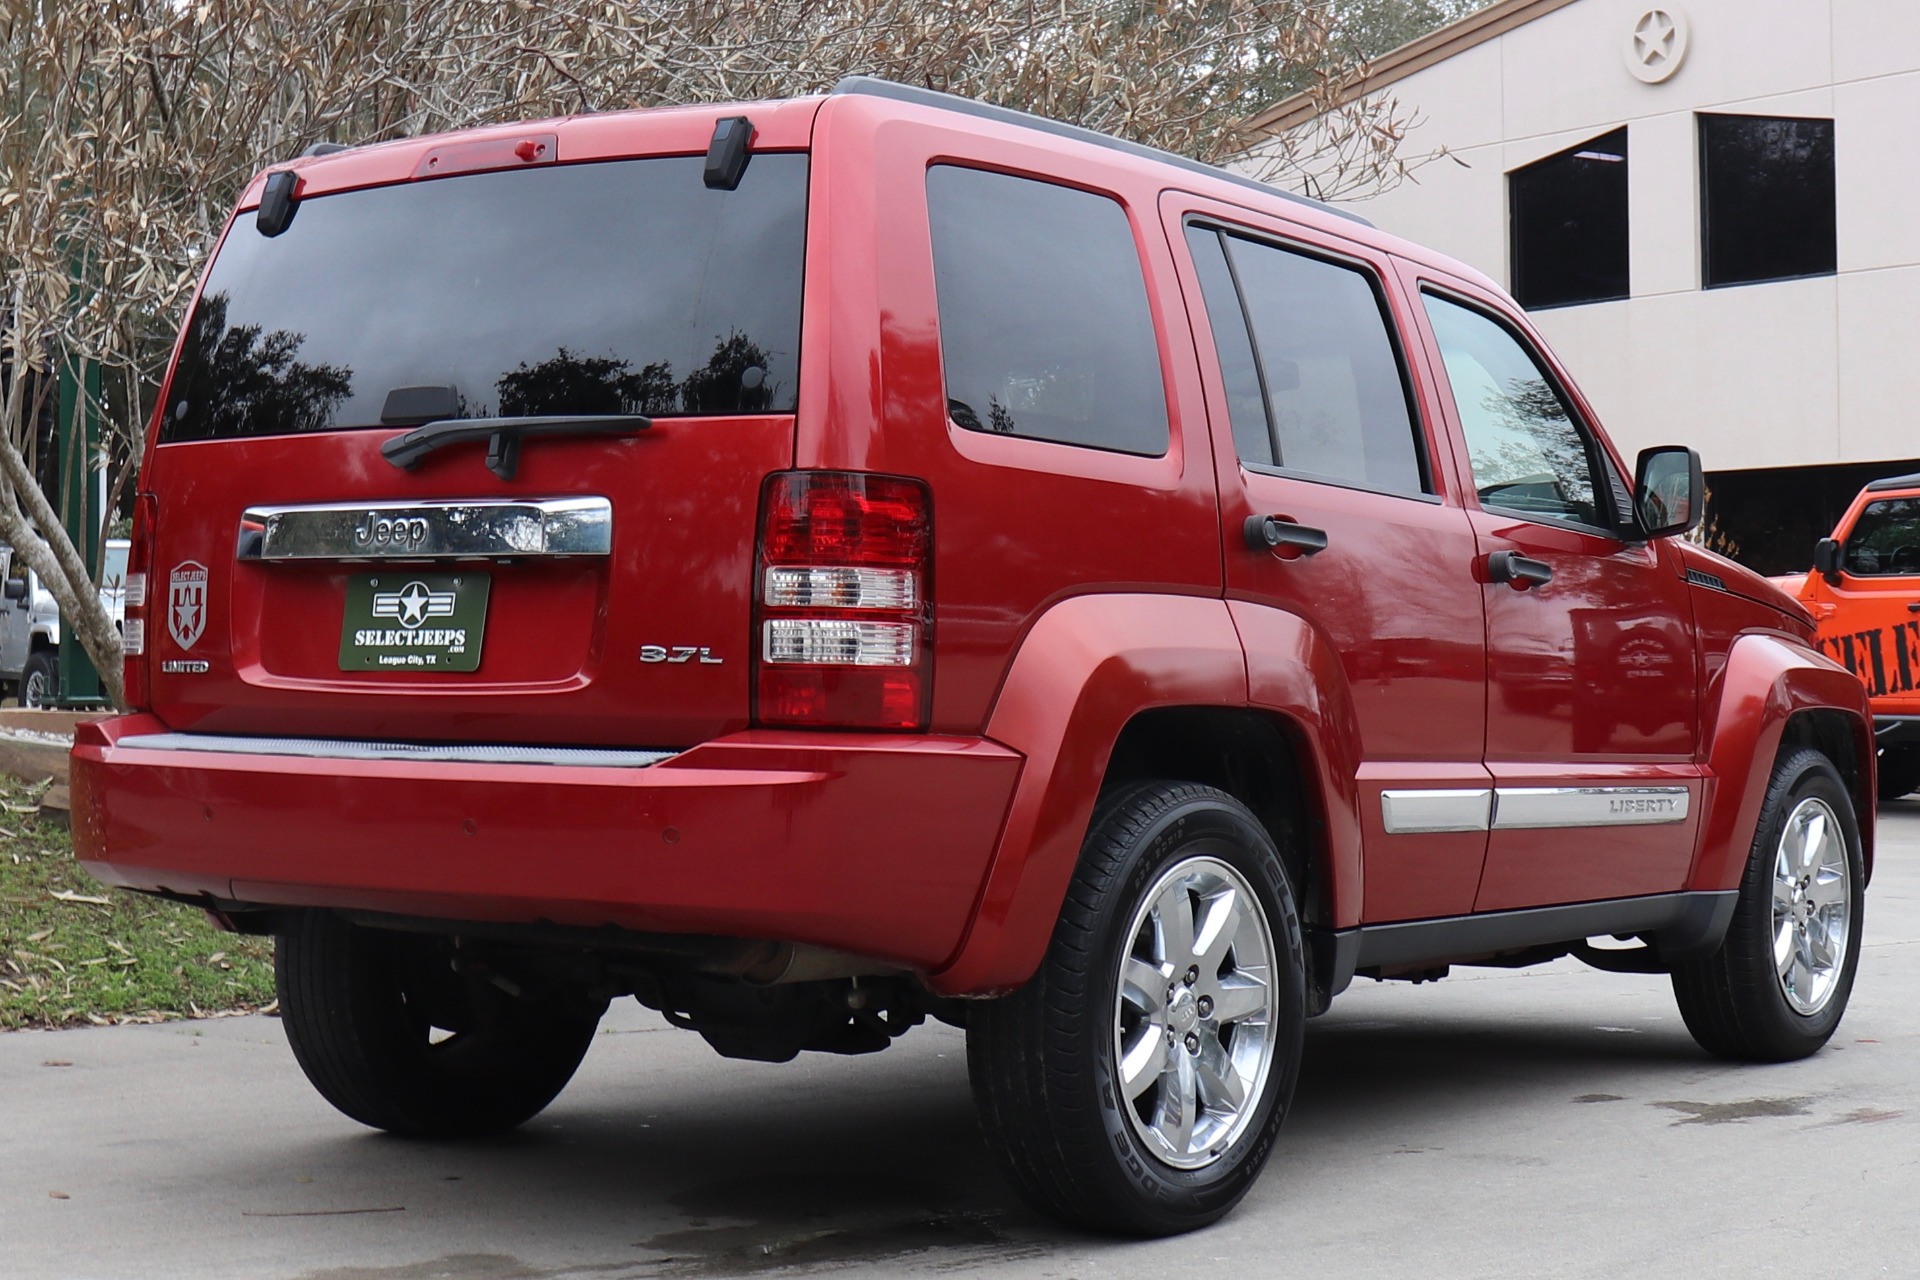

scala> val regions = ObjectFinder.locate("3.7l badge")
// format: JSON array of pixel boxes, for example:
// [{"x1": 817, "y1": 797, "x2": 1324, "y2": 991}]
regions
[{"x1": 641, "y1": 645, "x2": 722, "y2": 665}]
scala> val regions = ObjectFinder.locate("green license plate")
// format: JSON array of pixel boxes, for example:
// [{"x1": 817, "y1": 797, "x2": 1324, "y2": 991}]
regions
[{"x1": 339, "y1": 572, "x2": 490, "y2": 672}]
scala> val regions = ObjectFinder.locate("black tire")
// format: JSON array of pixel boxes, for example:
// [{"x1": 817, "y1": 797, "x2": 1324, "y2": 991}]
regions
[
  {"x1": 1877, "y1": 746, "x2": 1920, "y2": 802},
  {"x1": 1671, "y1": 748, "x2": 1864, "y2": 1062},
  {"x1": 19, "y1": 650, "x2": 57, "y2": 708},
  {"x1": 967, "y1": 781, "x2": 1306, "y2": 1236},
  {"x1": 275, "y1": 911, "x2": 601, "y2": 1137}
]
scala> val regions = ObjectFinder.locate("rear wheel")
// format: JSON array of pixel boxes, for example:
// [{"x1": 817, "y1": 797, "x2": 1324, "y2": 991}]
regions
[
  {"x1": 1877, "y1": 746, "x2": 1920, "y2": 802},
  {"x1": 275, "y1": 912, "x2": 601, "y2": 1137},
  {"x1": 19, "y1": 650, "x2": 56, "y2": 708},
  {"x1": 1671, "y1": 749, "x2": 1863, "y2": 1062},
  {"x1": 967, "y1": 782, "x2": 1305, "y2": 1236}
]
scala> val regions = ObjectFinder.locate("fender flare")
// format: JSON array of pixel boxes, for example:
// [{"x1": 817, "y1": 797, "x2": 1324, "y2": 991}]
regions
[
  {"x1": 928, "y1": 592, "x2": 1362, "y2": 996},
  {"x1": 1691, "y1": 632, "x2": 1874, "y2": 893}
]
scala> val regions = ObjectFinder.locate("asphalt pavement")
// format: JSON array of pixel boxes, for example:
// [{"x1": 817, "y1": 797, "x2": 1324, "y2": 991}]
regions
[{"x1": 7, "y1": 807, "x2": 1920, "y2": 1280}]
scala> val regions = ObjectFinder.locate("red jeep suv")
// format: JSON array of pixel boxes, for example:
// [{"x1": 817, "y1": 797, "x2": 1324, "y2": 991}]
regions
[{"x1": 73, "y1": 78, "x2": 1872, "y2": 1236}]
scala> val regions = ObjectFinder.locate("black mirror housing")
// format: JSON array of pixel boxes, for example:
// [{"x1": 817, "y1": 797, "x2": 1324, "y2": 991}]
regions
[
  {"x1": 2, "y1": 578, "x2": 25, "y2": 601},
  {"x1": 1814, "y1": 537, "x2": 1843, "y2": 582},
  {"x1": 1633, "y1": 446, "x2": 1705, "y2": 539}
]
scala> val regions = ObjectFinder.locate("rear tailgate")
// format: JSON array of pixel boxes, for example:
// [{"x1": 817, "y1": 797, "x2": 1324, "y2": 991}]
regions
[{"x1": 140, "y1": 105, "x2": 818, "y2": 747}]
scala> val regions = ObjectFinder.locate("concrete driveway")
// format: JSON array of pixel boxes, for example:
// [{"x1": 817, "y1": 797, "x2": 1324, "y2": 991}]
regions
[{"x1": 6, "y1": 807, "x2": 1919, "y2": 1280}]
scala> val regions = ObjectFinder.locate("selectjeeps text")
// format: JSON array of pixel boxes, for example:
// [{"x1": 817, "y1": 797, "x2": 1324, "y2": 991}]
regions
[{"x1": 72, "y1": 79, "x2": 1873, "y2": 1235}]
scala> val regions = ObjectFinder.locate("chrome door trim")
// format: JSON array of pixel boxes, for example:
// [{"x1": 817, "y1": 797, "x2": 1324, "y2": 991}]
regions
[
  {"x1": 239, "y1": 497, "x2": 612, "y2": 561},
  {"x1": 1491, "y1": 786, "x2": 1690, "y2": 829},
  {"x1": 1381, "y1": 789, "x2": 1492, "y2": 834},
  {"x1": 1380, "y1": 784, "x2": 1691, "y2": 833}
]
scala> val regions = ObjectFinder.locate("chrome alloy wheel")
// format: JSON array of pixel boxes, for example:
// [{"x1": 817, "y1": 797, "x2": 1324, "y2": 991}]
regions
[
  {"x1": 1771, "y1": 796, "x2": 1852, "y2": 1016},
  {"x1": 1113, "y1": 855, "x2": 1275, "y2": 1170}
]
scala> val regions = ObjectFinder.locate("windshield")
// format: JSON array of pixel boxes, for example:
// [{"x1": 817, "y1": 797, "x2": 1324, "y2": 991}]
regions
[{"x1": 161, "y1": 152, "x2": 808, "y2": 443}]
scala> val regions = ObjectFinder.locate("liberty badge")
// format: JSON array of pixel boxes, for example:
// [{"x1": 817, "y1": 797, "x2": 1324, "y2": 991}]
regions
[{"x1": 169, "y1": 561, "x2": 209, "y2": 650}]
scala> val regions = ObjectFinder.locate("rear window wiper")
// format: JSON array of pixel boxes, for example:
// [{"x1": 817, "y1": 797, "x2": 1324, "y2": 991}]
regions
[{"x1": 382, "y1": 413, "x2": 652, "y2": 481}]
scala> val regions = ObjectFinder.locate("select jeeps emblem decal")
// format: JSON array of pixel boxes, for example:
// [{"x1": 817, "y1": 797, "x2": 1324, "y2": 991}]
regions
[
  {"x1": 168, "y1": 561, "x2": 208, "y2": 650},
  {"x1": 372, "y1": 580, "x2": 457, "y2": 629},
  {"x1": 641, "y1": 645, "x2": 723, "y2": 665}
]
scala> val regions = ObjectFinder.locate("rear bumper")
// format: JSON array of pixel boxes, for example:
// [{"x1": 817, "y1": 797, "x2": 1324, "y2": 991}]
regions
[{"x1": 71, "y1": 714, "x2": 1023, "y2": 975}]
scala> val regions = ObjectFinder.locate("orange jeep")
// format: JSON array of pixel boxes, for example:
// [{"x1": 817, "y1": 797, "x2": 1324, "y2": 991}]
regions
[{"x1": 1777, "y1": 472, "x2": 1920, "y2": 798}]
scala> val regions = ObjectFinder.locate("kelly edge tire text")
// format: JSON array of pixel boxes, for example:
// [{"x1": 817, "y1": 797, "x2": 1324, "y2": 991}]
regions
[{"x1": 967, "y1": 781, "x2": 1306, "y2": 1236}]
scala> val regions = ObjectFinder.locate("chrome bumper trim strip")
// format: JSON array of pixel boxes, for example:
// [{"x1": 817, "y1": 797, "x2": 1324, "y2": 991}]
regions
[{"x1": 115, "y1": 732, "x2": 671, "y2": 769}]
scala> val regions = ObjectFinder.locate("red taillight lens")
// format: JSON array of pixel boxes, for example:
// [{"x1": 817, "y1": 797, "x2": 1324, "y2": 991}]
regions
[
  {"x1": 121, "y1": 493, "x2": 157, "y2": 711},
  {"x1": 753, "y1": 471, "x2": 931, "y2": 730}
]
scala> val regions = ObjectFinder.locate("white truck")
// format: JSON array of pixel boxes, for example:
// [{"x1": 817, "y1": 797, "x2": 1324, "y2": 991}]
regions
[{"x1": 0, "y1": 539, "x2": 129, "y2": 706}]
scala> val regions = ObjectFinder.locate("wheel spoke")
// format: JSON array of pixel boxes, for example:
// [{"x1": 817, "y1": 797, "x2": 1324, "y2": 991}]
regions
[
  {"x1": 1122, "y1": 957, "x2": 1168, "y2": 1011},
  {"x1": 1209, "y1": 973, "x2": 1269, "y2": 1025},
  {"x1": 1774, "y1": 917, "x2": 1797, "y2": 976},
  {"x1": 1153, "y1": 882, "x2": 1197, "y2": 969},
  {"x1": 1191, "y1": 887, "x2": 1242, "y2": 967},
  {"x1": 1154, "y1": 1048, "x2": 1198, "y2": 1155},
  {"x1": 1800, "y1": 810, "x2": 1830, "y2": 875},
  {"x1": 1119, "y1": 1025, "x2": 1170, "y2": 1102},
  {"x1": 1194, "y1": 1038, "x2": 1246, "y2": 1113}
]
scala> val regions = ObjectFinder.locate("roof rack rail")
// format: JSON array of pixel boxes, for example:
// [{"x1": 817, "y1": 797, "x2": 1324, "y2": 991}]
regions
[
  {"x1": 1865, "y1": 471, "x2": 1920, "y2": 492},
  {"x1": 829, "y1": 76, "x2": 1371, "y2": 228}
]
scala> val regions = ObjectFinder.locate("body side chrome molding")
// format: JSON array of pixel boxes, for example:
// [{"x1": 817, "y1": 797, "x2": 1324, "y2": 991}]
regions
[
  {"x1": 1380, "y1": 784, "x2": 1691, "y2": 833},
  {"x1": 115, "y1": 732, "x2": 670, "y2": 769},
  {"x1": 239, "y1": 497, "x2": 612, "y2": 561},
  {"x1": 1381, "y1": 789, "x2": 1492, "y2": 834}
]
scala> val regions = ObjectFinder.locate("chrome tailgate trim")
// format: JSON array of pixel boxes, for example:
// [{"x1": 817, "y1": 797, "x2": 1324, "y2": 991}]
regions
[
  {"x1": 239, "y1": 497, "x2": 612, "y2": 561},
  {"x1": 115, "y1": 732, "x2": 671, "y2": 769}
]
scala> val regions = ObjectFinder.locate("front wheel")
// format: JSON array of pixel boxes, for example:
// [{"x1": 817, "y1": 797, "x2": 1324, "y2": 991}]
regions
[
  {"x1": 275, "y1": 912, "x2": 602, "y2": 1137},
  {"x1": 967, "y1": 782, "x2": 1305, "y2": 1236},
  {"x1": 19, "y1": 650, "x2": 56, "y2": 708},
  {"x1": 1671, "y1": 748, "x2": 1864, "y2": 1062}
]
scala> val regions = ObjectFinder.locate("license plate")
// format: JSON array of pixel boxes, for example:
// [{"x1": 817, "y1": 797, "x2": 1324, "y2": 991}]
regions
[{"x1": 339, "y1": 572, "x2": 490, "y2": 672}]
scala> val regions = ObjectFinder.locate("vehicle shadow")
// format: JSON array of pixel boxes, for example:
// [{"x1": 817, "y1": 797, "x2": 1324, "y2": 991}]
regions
[{"x1": 249, "y1": 987, "x2": 1729, "y2": 1278}]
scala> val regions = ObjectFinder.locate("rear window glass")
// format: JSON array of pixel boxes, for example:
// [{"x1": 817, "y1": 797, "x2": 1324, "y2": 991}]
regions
[
  {"x1": 926, "y1": 165, "x2": 1169, "y2": 456},
  {"x1": 161, "y1": 153, "x2": 808, "y2": 443}
]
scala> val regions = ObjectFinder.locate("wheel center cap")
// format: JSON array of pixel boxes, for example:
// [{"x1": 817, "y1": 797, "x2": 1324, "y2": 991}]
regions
[{"x1": 1167, "y1": 987, "x2": 1199, "y2": 1034}]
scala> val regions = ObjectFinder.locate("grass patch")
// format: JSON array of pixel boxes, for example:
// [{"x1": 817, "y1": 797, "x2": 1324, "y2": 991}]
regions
[{"x1": 0, "y1": 774, "x2": 273, "y2": 1029}]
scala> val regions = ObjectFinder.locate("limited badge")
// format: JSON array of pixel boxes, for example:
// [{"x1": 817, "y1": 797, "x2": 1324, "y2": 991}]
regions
[{"x1": 168, "y1": 561, "x2": 208, "y2": 650}]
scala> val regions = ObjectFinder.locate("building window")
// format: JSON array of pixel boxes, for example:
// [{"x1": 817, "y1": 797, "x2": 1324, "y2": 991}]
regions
[
  {"x1": 1699, "y1": 114, "x2": 1836, "y2": 288},
  {"x1": 1508, "y1": 128, "x2": 1629, "y2": 310}
]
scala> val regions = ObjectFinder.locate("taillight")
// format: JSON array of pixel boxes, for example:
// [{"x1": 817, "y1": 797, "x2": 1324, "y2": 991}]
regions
[
  {"x1": 121, "y1": 493, "x2": 156, "y2": 711},
  {"x1": 753, "y1": 471, "x2": 932, "y2": 730}
]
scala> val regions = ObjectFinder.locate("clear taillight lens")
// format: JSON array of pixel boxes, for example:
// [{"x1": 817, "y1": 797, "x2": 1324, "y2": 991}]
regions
[
  {"x1": 753, "y1": 472, "x2": 931, "y2": 730},
  {"x1": 122, "y1": 494, "x2": 156, "y2": 709}
]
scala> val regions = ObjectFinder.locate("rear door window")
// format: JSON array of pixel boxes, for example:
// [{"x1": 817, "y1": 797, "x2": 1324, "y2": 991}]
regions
[
  {"x1": 926, "y1": 165, "x2": 1169, "y2": 456},
  {"x1": 1186, "y1": 225, "x2": 1427, "y2": 494},
  {"x1": 161, "y1": 153, "x2": 809, "y2": 442}
]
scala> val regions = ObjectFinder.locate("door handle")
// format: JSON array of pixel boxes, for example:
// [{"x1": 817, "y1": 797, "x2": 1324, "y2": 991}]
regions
[
  {"x1": 1244, "y1": 515, "x2": 1329, "y2": 557},
  {"x1": 1487, "y1": 550, "x2": 1553, "y2": 589},
  {"x1": 1907, "y1": 602, "x2": 1920, "y2": 613}
]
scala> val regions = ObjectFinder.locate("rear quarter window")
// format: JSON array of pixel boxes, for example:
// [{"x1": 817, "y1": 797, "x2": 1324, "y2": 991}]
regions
[{"x1": 926, "y1": 165, "x2": 1169, "y2": 457}]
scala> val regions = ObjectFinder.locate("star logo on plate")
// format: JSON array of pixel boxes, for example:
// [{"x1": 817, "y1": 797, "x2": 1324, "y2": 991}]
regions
[
  {"x1": 168, "y1": 561, "x2": 208, "y2": 650},
  {"x1": 371, "y1": 580, "x2": 456, "y2": 630}
]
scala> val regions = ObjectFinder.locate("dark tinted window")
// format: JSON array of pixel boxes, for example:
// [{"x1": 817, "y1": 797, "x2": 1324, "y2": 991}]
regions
[
  {"x1": 1509, "y1": 128, "x2": 1629, "y2": 309},
  {"x1": 1215, "y1": 231, "x2": 1425, "y2": 493},
  {"x1": 162, "y1": 154, "x2": 808, "y2": 442},
  {"x1": 1184, "y1": 226, "x2": 1271, "y2": 465},
  {"x1": 1424, "y1": 294, "x2": 1614, "y2": 529},
  {"x1": 927, "y1": 166, "x2": 1168, "y2": 455},
  {"x1": 1845, "y1": 498, "x2": 1920, "y2": 576},
  {"x1": 1700, "y1": 114, "x2": 1836, "y2": 288}
]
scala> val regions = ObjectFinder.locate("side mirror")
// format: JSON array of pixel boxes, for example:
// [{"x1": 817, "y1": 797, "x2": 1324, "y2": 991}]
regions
[
  {"x1": 1633, "y1": 445, "x2": 1705, "y2": 539},
  {"x1": 1813, "y1": 537, "x2": 1843, "y2": 583},
  {"x1": 2, "y1": 579, "x2": 24, "y2": 602}
]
